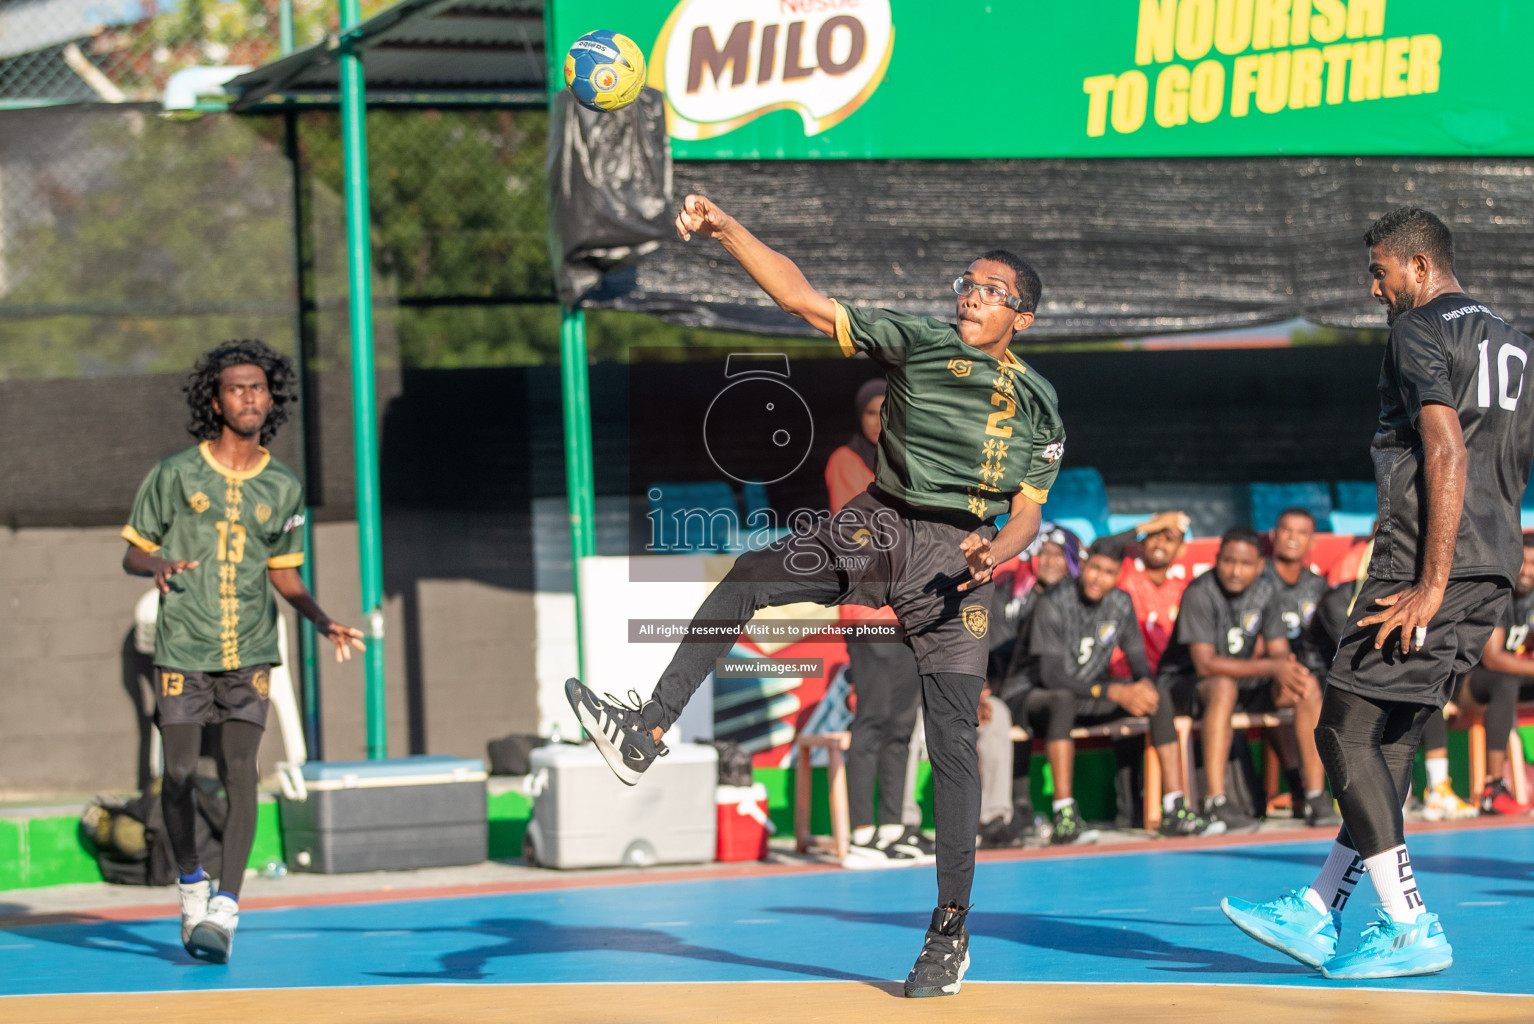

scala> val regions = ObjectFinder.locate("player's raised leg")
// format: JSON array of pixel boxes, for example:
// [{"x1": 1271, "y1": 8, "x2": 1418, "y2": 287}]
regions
[{"x1": 567, "y1": 529, "x2": 852, "y2": 785}]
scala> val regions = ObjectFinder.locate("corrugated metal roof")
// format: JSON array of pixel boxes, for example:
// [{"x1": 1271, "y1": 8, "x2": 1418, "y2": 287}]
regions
[{"x1": 227, "y1": 0, "x2": 547, "y2": 111}]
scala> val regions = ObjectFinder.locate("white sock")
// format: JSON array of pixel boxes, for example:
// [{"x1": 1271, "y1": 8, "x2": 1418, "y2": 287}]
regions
[
  {"x1": 1162, "y1": 790, "x2": 1184, "y2": 814},
  {"x1": 1052, "y1": 797, "x2": 1075, "y2": 813},
  {"x1": 1425, "y1": 757, "x2": 1449, "y2": 790},
  {"x1": 852, "y1": 825, "x2": 876, "y2": 845},
  {"x1": 877, "y1": 822, "x2": 906, "y2": 845},
  {"x1": 1362, "y1": 844, "x2": 1427, "y2": 924},
  {"x1": 1306, "y1": 841, "x2": 1364, "y2": 915}
]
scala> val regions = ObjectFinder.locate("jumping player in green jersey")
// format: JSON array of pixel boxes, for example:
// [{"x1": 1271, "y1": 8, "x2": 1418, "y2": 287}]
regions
[
  {"x1": 567, "y1": 195, "x2": 1066, "y2": 998},
  {"x1": 122, "y1": 340, "x2": 364, "y2": 964}
]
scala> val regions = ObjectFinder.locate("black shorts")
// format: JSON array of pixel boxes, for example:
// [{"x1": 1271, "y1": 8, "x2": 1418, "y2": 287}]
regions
[
  {"x1": 1164, "y1": 672, "x2": 1278, "y2": 717},
  {"x1": 154, "y1": 664, "x2": 272, "y2": 728},
  {"x1": 829, "y1": 488, "x2": 998, "y2": 678},
  {"x1": 1326, "y1": 575, "x2": 1511, "y2": 708}
]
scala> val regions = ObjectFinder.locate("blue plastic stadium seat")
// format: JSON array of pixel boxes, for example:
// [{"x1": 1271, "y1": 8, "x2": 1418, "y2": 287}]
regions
[
  {"x1": 646, "y1": 481, "x2": 740, "y2": 553},
  {"x1": 1250, "y1": 482, "x2": 1333, "y2": 533},
  {"x1": 1043, "y1": 467, "x2": 1110, "y2": 539},
  {"x1": 1333, "y1": 480, "x2": 1377, "y2": 515},
  {"x1": 1050, "y1": 516, "x2": 1097, "y2": 545},
  {"x1": 1328, "y1": 510, "x2": 1376, "y2": 537}
]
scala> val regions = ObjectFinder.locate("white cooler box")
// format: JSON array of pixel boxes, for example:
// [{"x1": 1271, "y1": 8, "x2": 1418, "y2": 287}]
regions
[{"x1": 524, "y1": 742, "x2": 717, "y2": 869}]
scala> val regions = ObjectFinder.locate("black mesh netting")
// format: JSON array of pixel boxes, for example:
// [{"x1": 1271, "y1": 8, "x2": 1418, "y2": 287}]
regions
[{"x1": 577, "y1": 157, "x2": 1534, "y2": 338}]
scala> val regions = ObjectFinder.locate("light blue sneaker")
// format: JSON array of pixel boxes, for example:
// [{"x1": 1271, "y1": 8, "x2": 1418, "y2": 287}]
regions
[
  {"x1": 1320, "y1": 910, "x2": 1452, "y2": 980},
  {"x1": 1221, "y1": 889, "x2": 1341, "y2": 968}
]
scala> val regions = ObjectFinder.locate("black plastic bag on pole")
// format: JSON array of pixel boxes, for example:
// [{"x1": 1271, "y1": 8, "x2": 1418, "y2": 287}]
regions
[{"x1": 547, "y1": 87, "x2": 673, "y2": 308}]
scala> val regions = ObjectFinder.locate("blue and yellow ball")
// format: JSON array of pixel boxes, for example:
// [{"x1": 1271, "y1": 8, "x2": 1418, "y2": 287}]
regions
[{"x1": 564, "y1": 30, "x2": 646, "y2": 113}]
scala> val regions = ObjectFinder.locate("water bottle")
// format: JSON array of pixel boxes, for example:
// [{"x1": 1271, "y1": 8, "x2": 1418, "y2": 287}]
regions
[{"x1": 260, "y1": 859, "x2": 288, "y2": 880}]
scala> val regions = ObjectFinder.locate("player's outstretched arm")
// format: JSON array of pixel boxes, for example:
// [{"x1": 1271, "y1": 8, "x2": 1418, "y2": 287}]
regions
[
  {"x1": 1479, "y1": 629, "x2": 1534, "y2": 678},
  {"x1": 123, "y1": 544, "x2": 199, "y2": 594},
  {"x1": 1357, "y1": 402, "x2": 1465, "y2": 653},
  {"x1": 267, "y1": 566, "x2": 366, "y2": 663},
  {"x1": 675, "y1": 194, "x2": 837, "y2": 337}
]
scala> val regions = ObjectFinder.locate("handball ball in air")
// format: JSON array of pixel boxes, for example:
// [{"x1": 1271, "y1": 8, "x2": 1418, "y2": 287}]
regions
[{"x1": 564, "y1": 30, "x2": 646, "y2": 113}]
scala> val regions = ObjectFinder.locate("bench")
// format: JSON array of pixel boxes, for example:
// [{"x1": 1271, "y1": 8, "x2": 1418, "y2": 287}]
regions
[
  {"x1": 796, "y1": 709, "x2": 1302, "y2": 855},
  {"x1": 793, "y1": 731, "x2": 852, "y2": 859},
  {"x1": 1010, "y1": 709, "x2": 1295, "y2": 832}
]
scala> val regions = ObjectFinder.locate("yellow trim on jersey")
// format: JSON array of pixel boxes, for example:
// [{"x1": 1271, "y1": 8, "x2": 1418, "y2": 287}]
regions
[
  {"x1": 1000, "y1": 348, "x2": 1026, "y2": 372},
  {"x1": 199, "y1": 440, "x2": 271, "y2": 481},
  {"x1": 1018, "y1": 483, "x2": 1049, "y2": 505},
  {"x1": 266, "y1": 552, "x2": 306, "y2": 569},
  {"x1": 121, "y1": 525, "x2": 161, "y2": 553},
  {"x1": 832, "y1": 300, "x2": 856, "y2": 358}
]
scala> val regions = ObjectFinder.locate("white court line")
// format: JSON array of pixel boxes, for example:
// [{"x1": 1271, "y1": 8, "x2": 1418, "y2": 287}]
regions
[
  {"x1": 1189, "y1": 906, "x2": 1220, "y2": 911},
  {"x1": 734, "y1": 919, "x2": 778, "y2": 924},
  {"x1": 1458, "y1": 901, "x2": 1507, "y2": 906},
  {"x1": 362, "y1": 930, "x2": 409, "y2": 936},
  {"x1": 1095, "y1": 908, "x2": 1147, "y2": 914},
  {"x1": 640, "y1": 921, "x2": 692, "y2": 927}
]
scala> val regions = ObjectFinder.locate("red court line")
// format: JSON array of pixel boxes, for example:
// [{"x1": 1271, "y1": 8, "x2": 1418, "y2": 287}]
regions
[{"x1": 2, "y1": 816, "x2": 1527, "y2": 931}]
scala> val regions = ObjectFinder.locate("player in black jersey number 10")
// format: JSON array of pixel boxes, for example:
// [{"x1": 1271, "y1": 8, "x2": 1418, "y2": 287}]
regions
[{"x1": 1223, "y1": 208, "x2": 1534, "y2": 979}]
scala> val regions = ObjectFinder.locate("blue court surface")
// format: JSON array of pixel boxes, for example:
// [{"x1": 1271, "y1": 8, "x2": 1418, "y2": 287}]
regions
[{"x1": 3, "y1": 824, "x2": 1533, "y2": 998}]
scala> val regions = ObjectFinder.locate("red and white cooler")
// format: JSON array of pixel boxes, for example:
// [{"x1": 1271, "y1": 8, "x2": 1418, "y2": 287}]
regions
[{"x1": 716, "y1": 783, "x2": 774, "y2": 862}]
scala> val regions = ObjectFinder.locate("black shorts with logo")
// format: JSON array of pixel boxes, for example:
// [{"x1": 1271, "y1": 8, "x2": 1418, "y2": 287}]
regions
[
  {"x1": 831, "y1": 488, "x2": 998, "y2": 678},
  {"x1": 154, "y1": 664, "x2": 272, "y2": 728},
  {"x1": 1326, "y1": 575, "x2": 1511, "y2": 708}
]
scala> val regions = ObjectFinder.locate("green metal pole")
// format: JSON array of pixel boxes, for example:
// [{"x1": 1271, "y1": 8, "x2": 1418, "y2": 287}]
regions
[
  {"x1": 284, "y1": 108, "x2": 323, "y2": 760},
  {"x1": 546, "y1": 4, "x2": 598, "y2": 679},
  {"x1": 339, "y1": 0, "x2": 387, "y2": 758},
  {"x1": 560, "y1": 308, "x2": 597, "y2": 678},
  {"x1": 282, "y1": 0, "x2": 321, "y2": 758}
]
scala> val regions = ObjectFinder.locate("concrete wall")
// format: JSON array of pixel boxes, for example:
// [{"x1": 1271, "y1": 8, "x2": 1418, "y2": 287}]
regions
[{"x1": 0, "y1": 516, "x2": 543, "y2": 799}]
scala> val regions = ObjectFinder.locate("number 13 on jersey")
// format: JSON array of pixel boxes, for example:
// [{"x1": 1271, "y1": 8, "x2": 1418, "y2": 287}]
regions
[{"x1": 215, "y1": 521, "x2": 246, "y2": 562}]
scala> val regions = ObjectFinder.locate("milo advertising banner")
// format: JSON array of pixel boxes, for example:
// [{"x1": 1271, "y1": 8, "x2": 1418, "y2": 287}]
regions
[{"x1": 550, "y1": 0, "x2": 1534, "y2": 158}]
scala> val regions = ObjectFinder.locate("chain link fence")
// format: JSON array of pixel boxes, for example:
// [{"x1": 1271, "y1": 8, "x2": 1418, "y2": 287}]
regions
[{"x1": 0, "y1": 103, "x2": 569, "y2": 379}]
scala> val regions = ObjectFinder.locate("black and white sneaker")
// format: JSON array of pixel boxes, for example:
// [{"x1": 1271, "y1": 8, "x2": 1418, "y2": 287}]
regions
[
  {"x1": 841, "y1": 836, "x2": 918, "y2": 869},
  {"x1": 904, "y1": 905, "x2": 971, "y2": 997},
  {"x1": 565, "y1": 678, "x2": 667, "y2": 786},
  {"x1": 890, "y1": 826, "x2": 937, "y2": 860}
]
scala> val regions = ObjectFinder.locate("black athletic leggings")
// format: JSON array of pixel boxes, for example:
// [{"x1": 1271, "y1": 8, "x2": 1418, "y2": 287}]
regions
[
  {"x1": 1315, "y1": 688, "x2": 1434, "y2": 859},
  {"x1": 1467, "y1": 670, "x2": 1521, "y2": 752},
  {"x1": 846, "y1": 641, "x2": 921, "y2": 829},
  {"x1": 922, "y1": 671, "x2": 984, "y2": 909},
  {"x1": 161, "y1": 721, "x2": 262, "y2": 898}
]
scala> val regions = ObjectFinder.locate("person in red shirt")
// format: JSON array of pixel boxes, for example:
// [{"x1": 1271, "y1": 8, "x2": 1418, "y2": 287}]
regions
[
  {"x1": 827, "y1": 379, "x2": 933, "y2": 865},
  {"x1": 1117, "y1": 517, "x2": 1194, "y2": 674}
]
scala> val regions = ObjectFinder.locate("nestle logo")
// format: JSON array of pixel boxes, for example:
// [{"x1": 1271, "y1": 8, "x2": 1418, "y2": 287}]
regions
[{"x1": 655, "y1": 0, "x2": 893, "y2": 140}]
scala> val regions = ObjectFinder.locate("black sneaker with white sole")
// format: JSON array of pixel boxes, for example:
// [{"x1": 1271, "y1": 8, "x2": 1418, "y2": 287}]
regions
[
  {"x1": 904, "y1": 905, "x2": 971, "y2": 997},
  {"x1": 890, "y1": 826, "x2": 937, "y2": 860},
  {"x1": 564, "y1": 678, "x2": 667, "y2": 786}
]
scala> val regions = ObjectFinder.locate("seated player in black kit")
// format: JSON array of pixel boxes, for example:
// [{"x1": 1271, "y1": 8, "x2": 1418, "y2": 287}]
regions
[
  {"x1": 1225, "y1": 207, "x2": 1534, "y2": 978},
  {"x1": 1262, "y1": 507, "x2": 1342, "y2": 827},
  {"x1": 1158, "y1": 526, "x2": 1325, "y2": 833},
  {"x1": 1460, "y1": 532, "x2": 1534, "y2": 815},
  {"x1": 1028, "y1": 537, "x2": 1219, "y2": 840},
  {"x1": 975, "y1": 525, "x2": 1080, "y2": 848}
]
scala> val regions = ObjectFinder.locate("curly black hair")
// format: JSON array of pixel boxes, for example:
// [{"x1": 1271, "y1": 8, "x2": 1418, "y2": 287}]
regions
[{"x1": 184, "y1": 339, "x2": 297, "y2": 446}]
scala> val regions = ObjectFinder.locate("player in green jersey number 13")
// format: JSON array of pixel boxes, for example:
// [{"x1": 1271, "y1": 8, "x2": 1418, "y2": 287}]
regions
[{"x1": 121, "y1": 340, "x2": 364, "y2": 965}]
